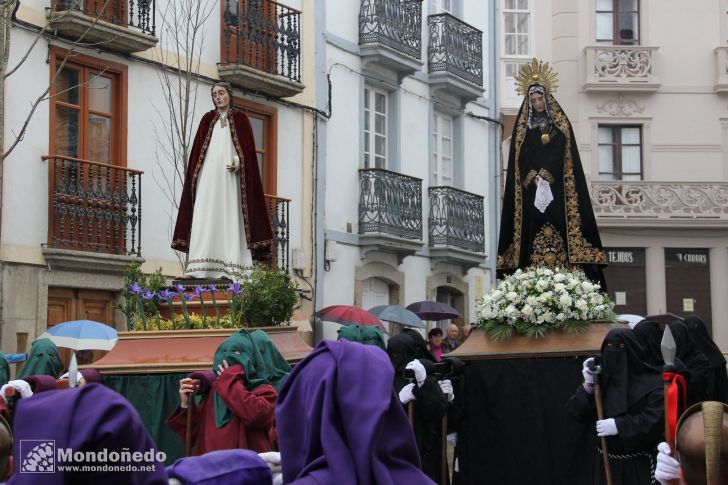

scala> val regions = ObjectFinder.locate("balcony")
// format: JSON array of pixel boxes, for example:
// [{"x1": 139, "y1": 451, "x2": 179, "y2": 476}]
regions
[
  {"x1": 428, "y1": 187, "x2": 485, "y2": 269},
  {"x1": 43, "y1": 155, "x2": 143, "y2": 273},
  {"x1": 359, "y1": 0, "x2": 423, "y2": 80},
  {"x1": 427, "y1": 13, "x2": 483, "y2": 103},
  {"x1": 220, "y1": 0, "x2": 303, "y2": 98},
  {"x1": 583, "y1": 46, "x2": 659, "y2": 92},
  {"x1": 359, "y1": 168, "x2": 423, "y2": 263},
  {"x1": 265, "y1": 194, "x2": 290, "y2": 272},
  {"x1": 590, "y1": 181, "x2": 728, "y2": 228},
  {"x1": 714, "y1": 47, "x2": 728, "y2": 92},
  {"x1": 48, "y1": 0, "x2": 158, "y2": 54}
]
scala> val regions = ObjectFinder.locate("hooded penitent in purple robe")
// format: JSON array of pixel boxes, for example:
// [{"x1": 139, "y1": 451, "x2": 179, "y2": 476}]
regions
[
  {"x1": 275, "y1": 340, "x2": 435, "y2": 485},
  {"x1": 5, "y1": 383, "x2": 167, "y2": 485},
  {"x1": 166, "y1": 449, "x2": 272, "y2": 485}
]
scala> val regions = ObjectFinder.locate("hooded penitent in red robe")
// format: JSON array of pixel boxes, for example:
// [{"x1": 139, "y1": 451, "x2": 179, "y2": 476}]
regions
[{"x1": 172, "y1": 108, "x2": 272, "y2": 259}]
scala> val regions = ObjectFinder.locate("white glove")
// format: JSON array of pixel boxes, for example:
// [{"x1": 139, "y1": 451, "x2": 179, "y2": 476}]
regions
[
  {"x1": 447, "y1": 432, "x2": 458, "y2": 447},
  {"x1": 399, "y1": 383, "x2": 416, "y2": 405},
  {"x1": 655, "y1": 442, "x2": 681, "y2": 484},
  {"x1": 406, "y1": 359, "x2": 427, "y2": 386},
  {"x1": 582, "y1": 357, "x2": 601, "y2": 385},
  {"x1": 534, "y1": 177, "x2": 554, "y2": 213},
  {"x1": 1, "y1": 380, "x2": 33, "y2": 400},
  {"x1": 439, "y1": 379, "x2": 455, "y2": 402},
  {"x1": 596, "y1": 418, "x2": 618, "y2": 437},
  {"x1": 258, "y1": 451, "x2": 281, "y2": 466}
]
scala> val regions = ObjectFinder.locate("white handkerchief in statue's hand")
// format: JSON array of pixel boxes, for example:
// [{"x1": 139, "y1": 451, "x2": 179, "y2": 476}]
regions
[{"x1": 534, "y1": 178, "x2": 553, "y2": 213}]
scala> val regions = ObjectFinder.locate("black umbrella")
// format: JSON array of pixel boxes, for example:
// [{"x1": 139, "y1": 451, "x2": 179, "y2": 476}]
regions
[{"x1": 406, "y1": 301, "x2": 460, "y2": 320}]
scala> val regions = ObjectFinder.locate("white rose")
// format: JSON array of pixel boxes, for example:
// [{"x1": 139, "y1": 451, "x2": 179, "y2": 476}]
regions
[
  {"x1": 554, "y1": 283, "x2": 566, "y2": 292},
  {"x1": 559, "y1": 294, "x2": 572, "y2": 306},
  {"x1": 553, "y1": 273, "x2": 566, "y2": 282},
  {"x1": 506, "y1": 291, "x2": 518, "y2": 301},
  {"x1": 522, "y1": 305, "x2": 534, "y2": 316},
  {"x1": 581, "y1": 281, "x2": 594, "y2": 292},
  {"x1": 576, "y1": 299, "x2": 588, "y2": 311}
]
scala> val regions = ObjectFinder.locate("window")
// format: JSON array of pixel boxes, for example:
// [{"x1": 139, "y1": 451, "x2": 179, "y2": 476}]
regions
[
  {"x1": 233, "y1": 98, "x2": 278, "y2": 195},
  {"x1": 432, "y1": 0, "x2": 453, "y2": 14},
  {"x1": 50, "y1": 50, "x2": 126, "y2": 165},
  {"x1": 596, "y1": 0, "x2": 639, "y2": 45},
  {"x1": 364, "y1": 87, "x2": 388, "y2": 169},
  {"x1": 432, "y1": 112, "x2": 454, "y2": 186},
  {"x1": 503, "y1": 0, "x2": 530, "y2": 57},
  {"x1": 598, "y1": 125, "x2": 642, "y2": 180}
]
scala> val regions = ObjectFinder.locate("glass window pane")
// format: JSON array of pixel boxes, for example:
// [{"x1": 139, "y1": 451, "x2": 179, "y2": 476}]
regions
[
  {"x1": 596, "y1": 13, "x2": 613, "y2": 40},
  {"x1": 596, "y1": 0, "x2": 613, "y2": 11},
  {"x1": 599, "y1": 172, "x2": 616, "y2": 181},
  {"x1": 375, "y1": 135, "x2": 386, "y2": 157},
  {"x1": 621, "y1": 127, "x2": 640, "y2": 144},
  {"x1": 442, "y1": 139, "x2": 452, "y2": 158},
  {"x1": 364, "y1": 89, "x2": 370, "y2": 109},
  {"x1": 375, "y1": 155, "x2": 385, "y2": 169},
  {"x1": 505, "y1": 13, "x2": 515, "y2": 33},
  {"x1": 622, "y1": 174, "x2": 641, "y2": 181},
  {"x1": 598, "y1": 145, "x2": 614, "y2": 173},
  {"x1": 375, "y1": 92, "x2": 386, "y2": 113},
  {"x1": 505, "y1": 0, "x2": 515, "y2": 10},
  {"x1": 516, "y1": 13, "x2": 529, "y2": 34},
  {"x1": 88, "y1": 74, "x2": 112, "y2": 113},
  {"x1": 517, "y1": 0, "x2": 528, "y2": 10},
  {"x1": 619, "y1": 13, "x2": 638, "y2": 43},
  {"x1": 55, "y1": 106, "x2": 80, "y2": 158},
  {"x1": 598, "y1": 126, "x2": 614, "y2": 144},
  {"x1": 87, "y1": 114, "x2": 111, "y2": 163},
  {"x1": 375, "y1": 113, "x2": 385, "y2": 136},
  {"x1": 621, "y1": 146, "x2": 641, "y2": 174},
  {"x1": 619, "y1": 0, "x2": 638, "y2": 12},
  {"x1": 364, "y1": 134, "x2": 370, "y2": 156},
  {"x1": 505, "y1": 35, "x2": 515, "y2": 55},
  {"x1": 257, "y1": 153, "x2": 265, "y2": 181},
  {"x1": 364, "y1": 111, "x2": 370, "y2": 132},
  {"x1": 250, "y1": 117, "x2": 264, "y2": 147},
  {"x1": 56, "y1": 68, "x2": 80, "y2": 105},
  {"x1": 442, "y1": 117, "x2": 452, "y2": 137},
  {"x1": 517, "y1": 34, "x2": 529, "y2": 55}
]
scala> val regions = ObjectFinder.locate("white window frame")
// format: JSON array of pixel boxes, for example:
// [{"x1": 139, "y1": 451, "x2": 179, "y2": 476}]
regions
[
  {"x1": 503, "y1": 0, "x2": 531, "y2": 58},
  {"x1": 363, "y1": 86, "x2": 388, "y2": 169},
  {"x1": 432, "y1": 111, "x2": 454, "y2": 186},
  {"x1": 432, "y1": 0, "x2": 453, "y2": 14}
]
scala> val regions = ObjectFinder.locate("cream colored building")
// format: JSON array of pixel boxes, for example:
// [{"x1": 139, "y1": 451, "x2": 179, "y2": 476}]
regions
[{"x1": 498, "y1": 0, "x2": 728, "y2": 347}]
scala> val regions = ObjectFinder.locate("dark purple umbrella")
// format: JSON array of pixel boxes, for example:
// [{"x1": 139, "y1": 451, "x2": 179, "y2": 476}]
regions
[{"x1": 406, "y1": 301, "x2": 460, "y2": 320}]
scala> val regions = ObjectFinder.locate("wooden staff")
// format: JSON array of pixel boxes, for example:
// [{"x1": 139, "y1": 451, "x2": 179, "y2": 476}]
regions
[
  {"x1": 184, "y1": 378, "x2": 200, "y2": 457},
  {"x1": 408, "y1": 401, "x2": 414, "y2": 426},
  {"x1": 592, "y1": 372, "x2": 613, "y2": 485}
]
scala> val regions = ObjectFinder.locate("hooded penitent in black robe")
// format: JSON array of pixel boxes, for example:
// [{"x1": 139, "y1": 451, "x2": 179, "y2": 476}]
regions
[
  {"x1": 632, "y1": 320, "x2": 664, "y2": 370},
  {"x1": 669, "y1": 320, "x2": 713, "y2": 407},
  {"x1": 683, "y1": 316, "x2": 728, "y2": 404},
  {"x1": 387, "y1": 330, "x2": 449, "y2": 484},
  {"x1": 497, "y1": 84, "x2": 607, "y2": 288},
  {"x1": 566, "y1": 328, "x2": 664, "y2": 485}
]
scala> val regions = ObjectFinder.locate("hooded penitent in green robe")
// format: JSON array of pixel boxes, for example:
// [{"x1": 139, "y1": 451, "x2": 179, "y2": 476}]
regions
[
  {"x1": 337, "y1": 324, "x2": 386, "y2": 350},
  {"x1": 212, "y1": 330, "x2": 271, "y2": 428},
  {"x1": 0, "y1": 353, "x2": 9, "y2": 387},
  {"x1": 17, "y1": 339, "x2": 63, "y2": 379},
  {"x1": 250, "y1": 329, "x2": 291, "y2": 392}
]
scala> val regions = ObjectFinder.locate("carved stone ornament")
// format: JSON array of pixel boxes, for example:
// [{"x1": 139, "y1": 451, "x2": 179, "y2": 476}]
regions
[{"x1": 596, "y1": 95, "x2": 645, "y2": 117}]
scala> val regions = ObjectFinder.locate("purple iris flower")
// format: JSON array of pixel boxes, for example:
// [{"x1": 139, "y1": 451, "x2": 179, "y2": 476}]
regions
[
  {"x1": 227, "y1": 282, "x2": 241, "y2": 295},
  {"x1": 141, "y1": 289, "x2": 156, "y2": 301},
  {"x1": 130, "y1": 282, "x2": 142, "y2": 295},
  {"x1": 159, "y1": 289, "x2": 176, "y2": 301},
  {"x1": 174, "y1": 284, "x2": 185, "y2": 293},
  {"x1": 207, "y1": 285, "x2": 218, "y2": 293},
  {"x1": 194, "y1": 286, "x2": 206, "y2": 298},
  {"x1": 182, "y1": 292, "x2": 194, "y2": 302}
]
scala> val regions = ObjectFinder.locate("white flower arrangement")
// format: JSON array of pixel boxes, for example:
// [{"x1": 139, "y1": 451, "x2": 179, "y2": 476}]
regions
[{"x1": 476, "y1": 267, "x2": 615, "y2": 339}]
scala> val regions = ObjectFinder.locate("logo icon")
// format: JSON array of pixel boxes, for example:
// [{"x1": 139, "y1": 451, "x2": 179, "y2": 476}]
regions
[{"x1": 20, "y1": 440, "x2": 55, "y2": 473}]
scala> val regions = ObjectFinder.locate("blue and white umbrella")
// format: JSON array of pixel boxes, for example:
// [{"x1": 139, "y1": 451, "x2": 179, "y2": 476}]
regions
[
  {"x1": 368, "y1": 305, "x2": 426, "y2": 329},
  {"x1": 39, "y1": 320, "x2": 118, "y2": 351}
]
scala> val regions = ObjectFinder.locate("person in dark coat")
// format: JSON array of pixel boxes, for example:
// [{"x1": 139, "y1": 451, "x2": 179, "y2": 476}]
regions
[
  {"x1": 683, "y1": 316, "x2": 728, "y2": 404},
  {"x1": 669, "y1": 320, "x2": 713, "y2": 407},
  {"x1": 567, "y1": 328, "x2": 664, "y2": 485},
  {"x1": 632, "y1": 319, "x2": 664, "y2": 370},
  {"x1": 387, "y1": 330, "x2": 450, "y2": 483},
  {"x1": 275, "y1": 340, "x2": 435, "y2": 484}
]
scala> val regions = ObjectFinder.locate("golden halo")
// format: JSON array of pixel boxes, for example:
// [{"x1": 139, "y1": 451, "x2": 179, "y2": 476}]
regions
[{"x1": 515, "y1": 58, "x2": 559, "y2": 96}]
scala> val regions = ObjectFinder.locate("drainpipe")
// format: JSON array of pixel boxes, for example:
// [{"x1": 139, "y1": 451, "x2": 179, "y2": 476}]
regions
[{"x1": 488, "y1": 0, "x2": 500, "y2": 286}]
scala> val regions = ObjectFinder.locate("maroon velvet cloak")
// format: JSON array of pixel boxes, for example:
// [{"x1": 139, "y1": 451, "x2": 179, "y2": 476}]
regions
[{"x1": 172, "y1": 109, "x2": 273, "y2": 258}]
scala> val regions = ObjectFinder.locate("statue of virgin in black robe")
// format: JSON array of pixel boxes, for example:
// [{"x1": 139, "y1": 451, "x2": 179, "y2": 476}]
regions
[{"x1": 497, "y1": 82, "x2": 607, "y2": 288}]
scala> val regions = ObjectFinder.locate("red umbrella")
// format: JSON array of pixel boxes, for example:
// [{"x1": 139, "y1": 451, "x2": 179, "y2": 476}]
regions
[{"x1": 316, "y1": 305, "x2": 385, "y2": 329}]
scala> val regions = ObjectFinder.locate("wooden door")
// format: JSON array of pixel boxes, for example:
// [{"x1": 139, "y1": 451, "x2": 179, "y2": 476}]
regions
[{"x1": 47, "y1": 288, "x2": 115, "y2": 369}]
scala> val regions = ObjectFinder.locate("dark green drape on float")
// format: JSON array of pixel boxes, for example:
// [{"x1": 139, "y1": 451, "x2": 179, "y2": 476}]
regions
[{"x1": 103, "y1": 373, "x2": 187, "y2": 465}]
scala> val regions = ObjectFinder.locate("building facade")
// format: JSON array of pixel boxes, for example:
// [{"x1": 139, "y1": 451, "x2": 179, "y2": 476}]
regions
[
  {"x1": 318, "y1": 0, "x2": 499, "y2": 339},
  {"x1": 1, "y1": 0, "x2": 317, "y2": 354},
  {"x1": 498, "y1": 0, "x2": 728, "y2": 347}
]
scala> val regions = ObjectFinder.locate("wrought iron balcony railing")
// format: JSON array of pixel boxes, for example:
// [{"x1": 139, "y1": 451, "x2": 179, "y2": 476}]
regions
[
  {"x1": 583, "y1": 45, "x2": 659, "y2": 91},
  {"x1": 264, "y1": 194, "x2": 290, "y2": 272},
  {"x1": 45, "y1": 155, "x2": 142, "y2": 256},
  {"x1": 54, "y1": 0, "x2": 156, "y2": 36},
  {"x1": 222, "y1": 0, "x2": 301, "y2": 84},
  {"x1": 590, "y1": 181, "x2": 728, "y2": 224},
  {"x1": 359, "y1": 168, "x2": 422, "y2": 240},
  {"x1": 427, "y1": 13, "x2": 483, "y2": 87},
  {"x1": 428, "y1": 186, "x2": 484, "y2": 253},
  {"x1": 359, "y1": 0, "x2": 423, "y2": 60}
]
